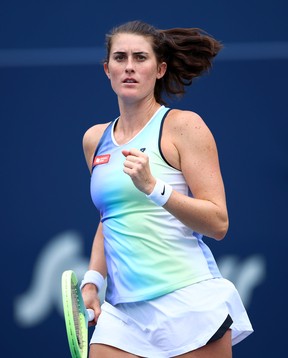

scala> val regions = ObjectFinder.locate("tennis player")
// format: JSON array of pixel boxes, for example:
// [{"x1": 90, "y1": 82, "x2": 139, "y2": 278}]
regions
[{"x1": 81, "y1": 20, "x2": 253, "y2": 357}]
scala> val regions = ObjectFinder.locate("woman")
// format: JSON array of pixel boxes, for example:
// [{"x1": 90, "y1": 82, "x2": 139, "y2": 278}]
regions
[{"x1": 81, "y1": 20, "x2": 253, "y2": 358}]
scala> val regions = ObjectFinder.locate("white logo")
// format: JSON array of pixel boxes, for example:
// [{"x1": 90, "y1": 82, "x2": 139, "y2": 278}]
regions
[{"x1": 14, "y1": 231, "x2": 106, "y2": 327}]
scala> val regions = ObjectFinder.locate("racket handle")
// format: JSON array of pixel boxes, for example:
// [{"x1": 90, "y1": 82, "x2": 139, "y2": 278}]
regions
[{"x1": 87, "y1": 308, "x2": 95, "y2": 321}]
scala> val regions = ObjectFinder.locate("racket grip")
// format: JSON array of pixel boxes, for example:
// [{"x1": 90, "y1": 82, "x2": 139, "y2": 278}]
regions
[{"x1": 87, "y1": 308, "x2": 95, "y2": 321}]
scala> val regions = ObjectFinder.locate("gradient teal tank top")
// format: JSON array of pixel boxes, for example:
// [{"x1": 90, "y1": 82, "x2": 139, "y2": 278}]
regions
[{"x1": 90, "y1": 106, "x2": 221, "y2": 305}]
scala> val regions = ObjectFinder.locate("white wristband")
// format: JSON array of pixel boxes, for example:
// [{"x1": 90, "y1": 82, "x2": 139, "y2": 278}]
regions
[
  {"x1": 80, "y1": 270, "x2": 105, "y2": 292},
  {"x1": 146, "y1": 178, "x2": 173, "y2": 206}
]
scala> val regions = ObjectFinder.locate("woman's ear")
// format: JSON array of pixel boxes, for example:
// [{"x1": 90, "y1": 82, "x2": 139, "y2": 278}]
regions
[
  {"x1": 157, "y1": 62, "x2": 167, "y2": 79},
  {"x1": 103, "y1": 62, "x2": 110, "y2": 79}
]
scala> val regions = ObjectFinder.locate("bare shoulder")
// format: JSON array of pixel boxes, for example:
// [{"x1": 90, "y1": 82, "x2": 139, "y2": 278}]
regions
[
  {"x1": 82, "y1": 122, "x2": 110, "y2": 151},
  {"x1": 83, "y1": 122, "x2": 111, "y2": 172},
  {"x1": 167, "y1": 109, "x2": 213, "y2": 139},
  {"x1": 165, "y1": 109, "x2": 216, "y2": 153}
]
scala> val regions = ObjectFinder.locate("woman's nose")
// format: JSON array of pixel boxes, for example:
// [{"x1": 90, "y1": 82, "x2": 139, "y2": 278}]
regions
[{"x1": 125, "y1": 57, "x2": 135, "y2": 73}]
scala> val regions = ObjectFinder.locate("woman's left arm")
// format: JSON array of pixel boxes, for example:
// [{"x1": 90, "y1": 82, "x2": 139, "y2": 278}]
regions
[
  {"x1": 122, "y1": 110, "x2": 228, "y2": 240},
  {"x1": 162, "y1": 110, "x2": 229, "y2": 240}
]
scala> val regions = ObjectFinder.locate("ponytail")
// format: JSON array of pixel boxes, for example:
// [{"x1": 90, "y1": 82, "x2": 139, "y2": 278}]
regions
[{"x1": 156, "y1": 28, "x2": 223, "y2": 103}]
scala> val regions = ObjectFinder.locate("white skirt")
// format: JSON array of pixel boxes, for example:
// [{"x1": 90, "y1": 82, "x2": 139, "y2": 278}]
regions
[{"x1": 90, "y1": 278, "x2": 253, "y2": 357}]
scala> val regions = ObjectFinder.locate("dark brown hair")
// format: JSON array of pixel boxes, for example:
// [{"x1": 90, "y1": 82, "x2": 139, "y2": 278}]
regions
[{"x1": 105, "y1": 20, "x2": 223, "y2": 104}]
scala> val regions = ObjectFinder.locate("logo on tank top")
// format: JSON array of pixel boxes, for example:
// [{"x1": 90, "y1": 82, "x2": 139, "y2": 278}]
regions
[{"x1": 93, "y1": 154, "x2": 111, "y2": 167}]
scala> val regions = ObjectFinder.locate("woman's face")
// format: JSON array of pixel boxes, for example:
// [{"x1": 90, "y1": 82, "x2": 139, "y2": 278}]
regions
[{"x1": 104, "y1": 33, "x2": 166, "y2": 103}]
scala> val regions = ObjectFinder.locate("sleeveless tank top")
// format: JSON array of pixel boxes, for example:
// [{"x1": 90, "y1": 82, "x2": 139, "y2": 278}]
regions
[{"x1": 90, "y1": 106, "x2": 222, "y2": 305}]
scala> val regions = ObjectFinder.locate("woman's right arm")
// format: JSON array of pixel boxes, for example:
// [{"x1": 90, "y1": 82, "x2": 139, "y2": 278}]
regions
[
  {"x1": 81, "y1": 222, "x2": 106, "y2": 324},
  {"x1": 81, "y1": 123, "x2": 109, "y2": 324}
]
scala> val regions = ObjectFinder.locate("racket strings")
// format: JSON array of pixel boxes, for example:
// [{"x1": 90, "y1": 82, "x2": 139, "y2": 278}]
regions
[{"x1": 71, "y1": 284, "x2": 84, "y2": 350}]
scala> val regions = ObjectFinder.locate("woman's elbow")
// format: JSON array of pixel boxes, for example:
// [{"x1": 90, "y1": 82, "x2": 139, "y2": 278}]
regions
[
  {"x1": 213, "y1": 219, "x2": 229, "y2": 241},
  {"x1": 213, "y1": 216, "x2": 229, "y2": 241}
]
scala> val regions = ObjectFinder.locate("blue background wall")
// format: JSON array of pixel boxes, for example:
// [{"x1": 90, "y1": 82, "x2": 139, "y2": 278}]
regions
[{"x1": 1, "y1": 1, "x2": 287, "y2": 356}]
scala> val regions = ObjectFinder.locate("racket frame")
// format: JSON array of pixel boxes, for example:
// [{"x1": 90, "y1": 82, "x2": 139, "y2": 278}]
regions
[{"x1": 62, "y1": 270, "x2": 90, "y2": 358}]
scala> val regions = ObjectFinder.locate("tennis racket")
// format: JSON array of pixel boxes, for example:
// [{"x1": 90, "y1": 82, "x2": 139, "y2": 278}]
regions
[{"x1": 61, "y1": 270, "x2": 95, "y2": 358}]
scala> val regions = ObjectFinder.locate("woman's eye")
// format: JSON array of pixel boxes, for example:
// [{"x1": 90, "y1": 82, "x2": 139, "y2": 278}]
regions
[
  {"x1": 115, "y1": 55, "x2": 125, "y2": 61},
  {"x1": 136, "y1": 55, "x2": 146, "y2": 61}
]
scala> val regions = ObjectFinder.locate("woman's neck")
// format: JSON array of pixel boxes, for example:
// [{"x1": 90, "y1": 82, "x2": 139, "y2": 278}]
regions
[{"x1": 115, "y1": 100, "x2": 161, "y2": 142}]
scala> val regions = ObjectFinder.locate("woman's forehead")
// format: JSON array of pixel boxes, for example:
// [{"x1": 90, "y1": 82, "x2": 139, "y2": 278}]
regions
[{"x1": 111, "y1": 33, "x2": 153, "y2": 52}]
